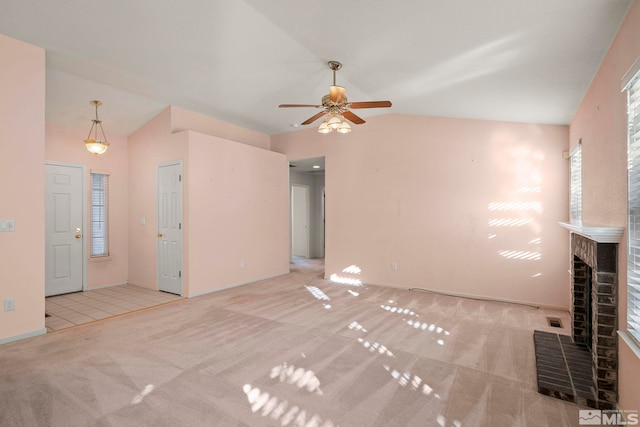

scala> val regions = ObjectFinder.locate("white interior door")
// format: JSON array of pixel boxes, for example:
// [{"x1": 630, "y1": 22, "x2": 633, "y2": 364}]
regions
[
  {"x1": 45, "y1": 163, "x2": 84, "y2": 296},
  {"x1": 291, "y1": 184, "x2": 310, "y2": 258},
  {"x1": 157, "y1": 162, "x2": 183, "y2": 295}
]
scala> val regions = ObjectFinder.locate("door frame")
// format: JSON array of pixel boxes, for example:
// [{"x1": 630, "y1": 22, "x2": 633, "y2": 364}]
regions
[
  {"x1": 45, "y1": 161, "x2": 88, "y2": 293},
  {"x1": 321, "y1": 186, "x2": 325, "y2": 258},
  {"x1": 156, "y1": 160, "x2": 184, "y2": 295},
  {"x1": 291, "y1": 183, "x2": 311, "y2": 259}
]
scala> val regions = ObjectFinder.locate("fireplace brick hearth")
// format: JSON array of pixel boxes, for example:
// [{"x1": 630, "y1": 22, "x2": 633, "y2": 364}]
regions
[{"x1": 534, "y1": 232, "x2": 618, "y2": 409}]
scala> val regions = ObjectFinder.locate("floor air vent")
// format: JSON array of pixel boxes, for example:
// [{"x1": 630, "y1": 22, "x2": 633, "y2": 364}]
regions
[{"x1": 547, "y1": 317, "x2": 562, "y2": 328}]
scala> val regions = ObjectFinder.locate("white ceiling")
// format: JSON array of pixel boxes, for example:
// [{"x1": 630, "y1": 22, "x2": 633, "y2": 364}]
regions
[{"x1": 0, "y1": 0, "x2": 632, "y2": 137}]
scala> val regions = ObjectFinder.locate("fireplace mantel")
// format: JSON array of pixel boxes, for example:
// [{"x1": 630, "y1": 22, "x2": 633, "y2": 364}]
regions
[{"x1": 559, "y1": 222, "x2": 624, "y2": 243}]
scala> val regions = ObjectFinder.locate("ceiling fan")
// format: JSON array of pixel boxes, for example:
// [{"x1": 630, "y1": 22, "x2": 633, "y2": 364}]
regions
[{"x1": 279, "y1": 61, "x2": 392, "y2": 133}]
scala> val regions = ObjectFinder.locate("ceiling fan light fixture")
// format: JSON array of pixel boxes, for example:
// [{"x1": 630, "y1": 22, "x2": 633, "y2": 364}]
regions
[
  {"x1": 327, "y1": 115, "x2": 342, "y2": 129},
  {"x1": 337, "y1": 121, "x2": 351, "y2": 134},
  {"x1": 318, "y1": 121, "x2": 331, "y2": 134}
]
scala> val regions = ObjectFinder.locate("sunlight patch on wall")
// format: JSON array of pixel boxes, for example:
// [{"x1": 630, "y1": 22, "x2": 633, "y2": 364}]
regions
[
  {"x1": 488, "y1": 142, "x2": 544, "y2": 267},
  {"x1": 330, "y1": 264, "x2": 364, "y2": 287},
  {"x1": 497, "y1": 250, "x2": 541, "y2": 260},
  {"x1": 488, "y1": 201, "x2": 541, "y2": 212},
  {"x1": 515, "y1": 186, "x2": 541, "y2": 194},
  {"x1": 342, "y1": 265, "x2": 362, "y2": 274},
  {"x1": 488, "y1": 218, "x2": 532, "y2": 227}
]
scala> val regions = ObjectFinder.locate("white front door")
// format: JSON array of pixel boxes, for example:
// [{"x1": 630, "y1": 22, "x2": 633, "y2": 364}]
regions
[
  {"x1": 45, "y1": 163, "x2": 85, "y2": 296},
  {"x1": 157, "y1": 162, "x2": 183, "y2": 295},
  {"x1": 291, "y1": 184, "x2": 310, "y2": 258}
]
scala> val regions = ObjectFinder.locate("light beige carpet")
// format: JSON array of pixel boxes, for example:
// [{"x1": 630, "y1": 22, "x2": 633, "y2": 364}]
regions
[{"x1": 0, "y1": 258, "x2": 583, "y2": 426}]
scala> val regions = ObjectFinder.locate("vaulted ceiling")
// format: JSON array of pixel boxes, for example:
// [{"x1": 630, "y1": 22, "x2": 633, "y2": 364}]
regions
[{"x1": 0, "y1": 0, "x2": 632, "y2": 136}]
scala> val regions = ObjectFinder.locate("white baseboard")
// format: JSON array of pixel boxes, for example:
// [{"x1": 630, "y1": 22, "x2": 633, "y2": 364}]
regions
[
  {"x1": 351, "y1": 280, "x2": 569, "y2": 312},
  {"x1": 0, "y1": 328, "x2": 47, "y2": 346},
  {"x1": 188, "y1": 271, "x2": 289, "y2": 298}
]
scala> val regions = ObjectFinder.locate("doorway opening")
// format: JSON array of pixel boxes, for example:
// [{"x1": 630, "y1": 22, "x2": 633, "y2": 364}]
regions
[{"x1": 289, "y1": 156, "x2": 325, "y2": 275}]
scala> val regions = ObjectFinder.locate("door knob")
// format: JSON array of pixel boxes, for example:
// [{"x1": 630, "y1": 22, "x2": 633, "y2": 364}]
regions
[
  {"x1": 157, "y1": 233, "x2": 163, "y2": 238},
  {"x1": 75, "y1": 233, "x2": 82, "y2": 239}
]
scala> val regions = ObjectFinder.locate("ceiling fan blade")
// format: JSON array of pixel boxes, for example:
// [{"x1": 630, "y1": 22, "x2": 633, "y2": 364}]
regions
[
  {"x1": 279, "y1": 104, "x2": 323, "y2": 108},
  {"x1": 349, "y1": 101, "x2": 392, "y2": 109},
  {"x1": 329, "y1": 85, "x2": 346, "y2": 103},
  {"x1": 301, "y1": 111, "x2": 328, "y2": 125},
  {"x1": 343, "y1": 110, "x2": 366, "y2": 125}
]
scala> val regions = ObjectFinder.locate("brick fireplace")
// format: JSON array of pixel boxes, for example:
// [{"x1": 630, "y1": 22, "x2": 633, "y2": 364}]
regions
[
  {"x1": 570, "y1": 232, "x2": 618, "y2": 409},
  {"x1": 535, "y1": 226, "x2": 621, "y2": 410}
]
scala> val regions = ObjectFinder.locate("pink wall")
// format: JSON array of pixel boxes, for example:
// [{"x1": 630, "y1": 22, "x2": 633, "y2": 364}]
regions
[
  {"x1": 187, "y1": 131, "x2": 289, "y2": 296},
  {"x1": 272, "y1": 114, "x2": 570, "y2": 308},
  {"x1": 569, "y1": 0, "x2": 640, "y2": 413},
  {"x1": 45, "y1": 123, "x2": 129, "y2": 289},
  {"x1": 128, "y1": 107, "x2": 288, "y2": 296},
  {"x1": 0, "y1": 35, "x2": 46, "y2": 342},
  {"x1": 128, "y1": 107, "x2": 187, "y2": 289},
  {"x1": 171, "y1": 106, "x2": 270, "y2": 150}
]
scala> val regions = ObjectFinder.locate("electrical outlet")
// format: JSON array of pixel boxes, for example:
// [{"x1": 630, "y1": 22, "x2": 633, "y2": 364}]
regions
[
  {"x1": 240, "y1": 260, "x2": 245, "y2": 268},
  {"x1": 4, "y1": 298, "x2": 15, "y2": 311},
  {"x1": 391, "y1": 262, "x2": 398, "y2": 270}
]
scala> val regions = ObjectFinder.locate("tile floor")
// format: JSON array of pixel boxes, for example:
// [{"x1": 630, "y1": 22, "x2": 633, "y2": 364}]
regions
[{"x1": 45, "y1": 285, "x2": 183, "y2": 331}]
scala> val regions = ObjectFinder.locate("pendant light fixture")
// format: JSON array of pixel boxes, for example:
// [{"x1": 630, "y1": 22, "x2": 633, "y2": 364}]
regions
[{"x1": 84, "y1": 100, "x2": 109, "y2": 155}]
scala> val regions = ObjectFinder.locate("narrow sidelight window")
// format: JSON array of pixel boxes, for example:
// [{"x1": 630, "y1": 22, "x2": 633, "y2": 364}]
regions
[{"x1": 90, "y1": 171, "x2": 109, "y2": 257}]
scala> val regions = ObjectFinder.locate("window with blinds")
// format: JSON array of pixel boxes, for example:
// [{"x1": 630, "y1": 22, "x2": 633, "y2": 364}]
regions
[
  {"x1": 627, "y1": 68, "x2": 640, "y2": 345},
  {"x1": 90, "y1": 172, "x2": 109, "y2": 257},
  {"x1": 570, "y1": 142, "x2": 582, "y2": 224}
]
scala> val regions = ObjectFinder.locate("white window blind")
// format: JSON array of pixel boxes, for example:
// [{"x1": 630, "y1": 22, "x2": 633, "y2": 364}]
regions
[
  {"x1": 90, "y1": 172, "x2": 109, "y2": 257},
  {"x1": 570, "y1": 143, "x2": 582, "y2": 224},
  {"x1": 627, "y1": 69, "x2": 640, "y2": 345}
]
